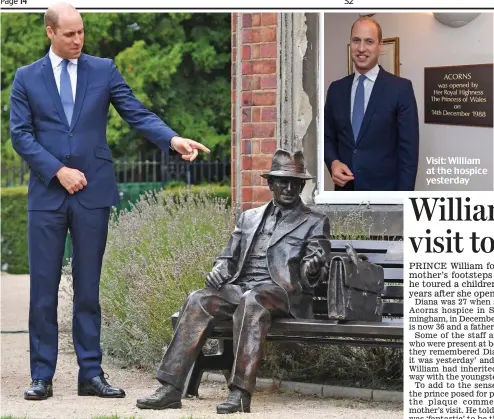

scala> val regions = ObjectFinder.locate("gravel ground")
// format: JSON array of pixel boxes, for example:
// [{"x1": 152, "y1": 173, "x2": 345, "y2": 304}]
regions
[{"x1": 1, "y1": 273, "x2": 403, "y2": 419}]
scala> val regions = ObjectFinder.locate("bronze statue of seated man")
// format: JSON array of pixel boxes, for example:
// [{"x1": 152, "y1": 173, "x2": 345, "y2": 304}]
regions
[{"x1": 136, "y1": 149, "x2": 331, "y2": 414}]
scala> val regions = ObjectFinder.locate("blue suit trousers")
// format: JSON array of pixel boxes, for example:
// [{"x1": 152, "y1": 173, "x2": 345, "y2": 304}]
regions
[{"x1": 28, "y1": 194, "x2": 110, "y2": 382}]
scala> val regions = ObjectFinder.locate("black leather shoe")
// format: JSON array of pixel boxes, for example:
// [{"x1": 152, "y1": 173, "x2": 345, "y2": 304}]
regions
[
  {"x1": 78, "y1": 374, "x2": 125, "y2": 398},
  {"x1": 24, "y1": 379, "x2": 53, "y2": 400},
  {"x1": 216, "y1": 386, "x2": 251, "y2": 414},
  {"x1": 136, "y1": 383, "x2": 182, "y2": 410}
]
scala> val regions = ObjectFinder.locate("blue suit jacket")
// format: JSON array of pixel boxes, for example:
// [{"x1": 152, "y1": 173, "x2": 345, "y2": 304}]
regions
[
  {"x1": 10, "y1": 53, "x2": 178, "y2": 210},
  {"x1": 324, "y1": 67, "x2": 419, "y2": 191}
]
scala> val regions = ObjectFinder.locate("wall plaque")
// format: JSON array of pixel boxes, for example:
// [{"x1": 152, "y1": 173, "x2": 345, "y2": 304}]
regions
[{"x1": 424, "y1": 64, "x2": 493, "y2": 128}]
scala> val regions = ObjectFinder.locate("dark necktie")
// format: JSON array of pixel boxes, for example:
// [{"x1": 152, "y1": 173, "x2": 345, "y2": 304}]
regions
[
  {"x1": 60, "y1": 59, "x2": 74, "y2": 125},
  {"x1": 264, "y1": 206, "x2": 281, "y2": 234},
  {"x1": 352, "y1": 74, "x2": 366, "y2": 142}
]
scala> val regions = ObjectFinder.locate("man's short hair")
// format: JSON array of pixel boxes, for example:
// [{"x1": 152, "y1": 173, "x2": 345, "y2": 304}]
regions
[
  {"x1": 44, "y1": 8, "x2": 59, "y2": 29},
  {"x1": 351, "y1": 17, "x2": 383, "y2": 42}
]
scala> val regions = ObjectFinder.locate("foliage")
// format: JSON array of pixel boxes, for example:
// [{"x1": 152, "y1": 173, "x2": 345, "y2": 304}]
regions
[
  {"x1": 260, "y1": 342, "x2": 403, "y2": 390},
  {"x1": 327, "y1": 204, "x2": 394, "y2": 240},
  {"x1": 1, "y1": 13, "x2": 231, "y2": 164},
  {"x1": 62, "y1": 188, "x2": 234, "y2": 368},
  {"x1": 1, "y1": 186, "x2": 28, "y2": 274},
  {"x1": 160, "y1": 183, "x2": 231, "y2": 206},
  {"x1": 119, "y1": 182, "x2": 231, "y2": 212}
]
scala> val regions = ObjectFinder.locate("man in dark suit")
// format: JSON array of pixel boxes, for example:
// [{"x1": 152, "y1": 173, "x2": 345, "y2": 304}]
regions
[
  {"x1": 136, "y1": 149, "x2": 331, "y2": 414},
  {"x1": 10, "y1": 3, "x2": 209, "y2": 400},
  {"x1": 324, "y1": 17, "x2": 419, "y2": 191}
]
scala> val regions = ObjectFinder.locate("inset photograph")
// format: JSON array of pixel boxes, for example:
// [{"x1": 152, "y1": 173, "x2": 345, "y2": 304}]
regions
[{"x1": 323, "y1": 12, "x2": 493, "y2": 193}]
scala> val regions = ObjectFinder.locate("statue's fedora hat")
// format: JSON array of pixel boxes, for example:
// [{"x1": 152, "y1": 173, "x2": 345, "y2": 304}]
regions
[{"x1": 261, "y1": 149, "x2": 313, "y2": 180}]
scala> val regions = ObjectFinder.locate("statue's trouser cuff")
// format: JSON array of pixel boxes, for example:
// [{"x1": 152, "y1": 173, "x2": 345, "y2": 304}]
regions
[{"x1": 156, "y1": 371, "x2": 182, "y2": 390}]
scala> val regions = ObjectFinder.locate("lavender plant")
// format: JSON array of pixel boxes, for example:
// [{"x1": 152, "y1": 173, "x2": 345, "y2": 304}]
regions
[{"x1": 97, "y1": 188, "x2": 233, "y2": 368}]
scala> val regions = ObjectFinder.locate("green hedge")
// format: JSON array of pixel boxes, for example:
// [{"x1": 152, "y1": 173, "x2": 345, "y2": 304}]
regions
[{"x1": 1, "y1": 186, "x2": 28, "y2": 274}]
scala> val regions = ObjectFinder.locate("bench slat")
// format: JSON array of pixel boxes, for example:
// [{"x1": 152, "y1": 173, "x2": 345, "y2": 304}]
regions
[
  {"x1": 261, "y1": 336, "x2": 403, "y2": 348},
  {"x1": 330, "y1": 240, "x2": 401, "y2": 252},
  {"x1": 313, "y1": 268, "x2": 404, "y2": 283},
  {"x1": 383, "y1": 268, "x2": 404, "y2": 282},
  {"x1": 382, "y1": 302, "x2": 403, "y2": 316},
  {"x1": 330, "y1": 252, "x2": 403, "y2": 266},
  {"x1": 312, "y1": 300, "x2": 403, "y2": 317},
  {"x1": 383, "y1": 285, "x2": 403, "y2": 299},
  {"x1": 208, "y1": 318, "x2": 403, "y2": 340},
  {"x1": 314, "y1": 284, "x2": 403, "y2": 299}
]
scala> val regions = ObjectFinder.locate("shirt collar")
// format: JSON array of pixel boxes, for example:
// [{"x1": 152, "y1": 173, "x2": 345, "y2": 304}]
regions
[
  {"x1": 271, "y1": 198, "x2": 301, "y2": 217},
  {"x1": 49, "y1": 47, "x2": 78, "y2": 69},
  {"x1": 353, "y1": 64, "x2": 380, "y2": 84}
]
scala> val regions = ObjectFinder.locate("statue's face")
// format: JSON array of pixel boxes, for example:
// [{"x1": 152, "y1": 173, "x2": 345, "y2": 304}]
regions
[{"x1": 268, "y1": 177, "x2": 304, "y2": 208}]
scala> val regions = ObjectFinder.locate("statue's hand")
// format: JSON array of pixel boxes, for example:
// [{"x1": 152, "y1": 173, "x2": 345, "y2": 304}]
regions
[
  {"x1": 206, "y1": 267, "x2": 228, "y2": 290},
  {"x1": 306, "y1": 249, "x2": 325, "y2": 276}
]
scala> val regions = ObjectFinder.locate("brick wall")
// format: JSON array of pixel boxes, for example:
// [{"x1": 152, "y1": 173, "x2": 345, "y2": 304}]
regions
[{"x1": 232, "y1": 13, "x2": 279, "y2": 213}]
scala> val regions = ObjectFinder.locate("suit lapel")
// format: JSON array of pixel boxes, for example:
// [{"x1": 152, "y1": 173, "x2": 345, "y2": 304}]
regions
[
  {"x1": 356, "y1": 67, "x2": 388, "y2": 146},
  {"x1": 343, "y1": 75, "x2": 355, "y2": 143},
  {"x1": 234, "y1": 204, "x2": 268, "y2": 278},
  {"x1": 41, "y1": 54, "x2": 69, "y2": 127},
  {"x1": 269, "y1": 202, "x2": 310, "y2": 248},
  {"x1": 70, "y1": 54, "x2": 88, "y2": 131}
]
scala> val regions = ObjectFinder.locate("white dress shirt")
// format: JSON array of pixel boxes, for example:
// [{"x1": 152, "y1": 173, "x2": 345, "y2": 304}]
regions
[
  {"x1": 49, "y1": 48, "x2": 78, "y2": 102},
  {"x1": 350, "y1": 64, "x2": 380, "y2": 119}
]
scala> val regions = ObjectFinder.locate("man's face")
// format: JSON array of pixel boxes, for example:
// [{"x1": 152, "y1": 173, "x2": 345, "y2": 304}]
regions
[
  {"x1": 47, "y1": 12, "x2": 84, "y2": 59},
  {"x1": 269, "y1": 177, "x2": 304, "y2": 208},
  {"x1": 350, "y1": 20, "x2": 381, "y2": 73}
]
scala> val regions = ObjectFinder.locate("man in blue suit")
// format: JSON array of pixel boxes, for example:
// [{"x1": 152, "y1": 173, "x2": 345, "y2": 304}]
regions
[
  {"x1": 10, "y1": 3, "x2": 209, "y2": 401},
  {"x1": 324, "y1": 17, "x2": 419, "y2": 191}
]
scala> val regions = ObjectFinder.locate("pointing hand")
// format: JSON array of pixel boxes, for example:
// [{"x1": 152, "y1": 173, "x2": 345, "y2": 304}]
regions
[{"x1": 170, "y1": 136, "x2": 210, "y2": 162}]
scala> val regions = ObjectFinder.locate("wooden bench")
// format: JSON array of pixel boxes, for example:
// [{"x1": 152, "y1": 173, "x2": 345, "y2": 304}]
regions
[{"x1": 171, "y1": 239, "x2": 404, "y2": 397}]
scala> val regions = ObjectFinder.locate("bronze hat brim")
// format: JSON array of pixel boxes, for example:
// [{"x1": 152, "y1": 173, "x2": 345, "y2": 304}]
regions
[{"x1": 261, "y1": 170, "x2": 313, "y2": 180}]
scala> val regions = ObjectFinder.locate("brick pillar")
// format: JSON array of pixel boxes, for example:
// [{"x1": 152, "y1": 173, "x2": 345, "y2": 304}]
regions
[
  {"x1": 231, "y1": 13, "x2": 238, "y2": 214},
  {"x1": 231, "y1": 13, "x2": 279, "y2": 214}
]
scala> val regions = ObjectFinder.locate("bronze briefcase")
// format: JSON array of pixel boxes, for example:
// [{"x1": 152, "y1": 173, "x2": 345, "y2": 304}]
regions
[{"x1": 327, "y1": 244, "x2": 384, "y2": 321}]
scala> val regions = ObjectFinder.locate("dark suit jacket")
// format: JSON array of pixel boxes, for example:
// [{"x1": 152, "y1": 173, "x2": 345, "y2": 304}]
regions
[
  {"x1": 10, "y1": 53, "x2": 178, "y2": 211},
  {"x1": 212, "y1": 200, "x2": 331, "y2": 319},
  {"x1": 324, "y1": 67, "x2": 419, "y2": 191}
]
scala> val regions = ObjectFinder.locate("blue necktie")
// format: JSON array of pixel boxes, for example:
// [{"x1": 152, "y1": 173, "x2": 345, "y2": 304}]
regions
[
  {"x1": 60, "y1": 59, "x2": 74, "y2": 125},
  {"x1": 351, "y1": 74, "x2": 366, "y2": 142}
]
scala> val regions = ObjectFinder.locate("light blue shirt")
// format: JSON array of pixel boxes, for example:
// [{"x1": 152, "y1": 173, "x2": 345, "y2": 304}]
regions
[{"x1": 350, "y1": 64, "x2": 380, "y2": 119}]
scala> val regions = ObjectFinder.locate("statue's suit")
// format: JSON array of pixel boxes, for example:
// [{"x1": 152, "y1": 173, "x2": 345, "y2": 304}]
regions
[{"x1": 156, "y1": 199, "x2": 331, "y2": 394}]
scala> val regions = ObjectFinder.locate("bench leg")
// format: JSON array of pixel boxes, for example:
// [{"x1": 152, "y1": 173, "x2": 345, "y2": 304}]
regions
[{"x1": 184, "y1": 339, "x2": 234, "y2": 397}]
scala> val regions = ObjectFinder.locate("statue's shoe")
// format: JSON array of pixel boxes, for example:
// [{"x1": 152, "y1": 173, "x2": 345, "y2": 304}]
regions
[
  {"x1": 216, "y1": 387, "x2": 251, "y2": 414},
  {"x1": 136, "y1": 384, "x2": 182, "y2": 410}
]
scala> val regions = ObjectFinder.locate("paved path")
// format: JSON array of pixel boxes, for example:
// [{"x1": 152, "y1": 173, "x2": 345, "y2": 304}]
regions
[{"x1": 1, "y1": 273, "x2": 403, "y2": 419}]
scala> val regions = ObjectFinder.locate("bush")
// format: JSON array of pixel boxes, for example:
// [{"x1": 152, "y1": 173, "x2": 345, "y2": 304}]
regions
[
  {"x1": 117, "y1": 182, "x2": 231, "y2": 213},
  {"x1": 96, "y1": 188, "x2": 234, "y2": 367},
  {"x1": 259, "y1": 342, "x2": 403, "y2": 390},
  {"x1": 161, "y1": 184, "x2": 231, "y2": 206},
  {"x1": 1, "y1": 186, "x2": 28, "y2": 274}
]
